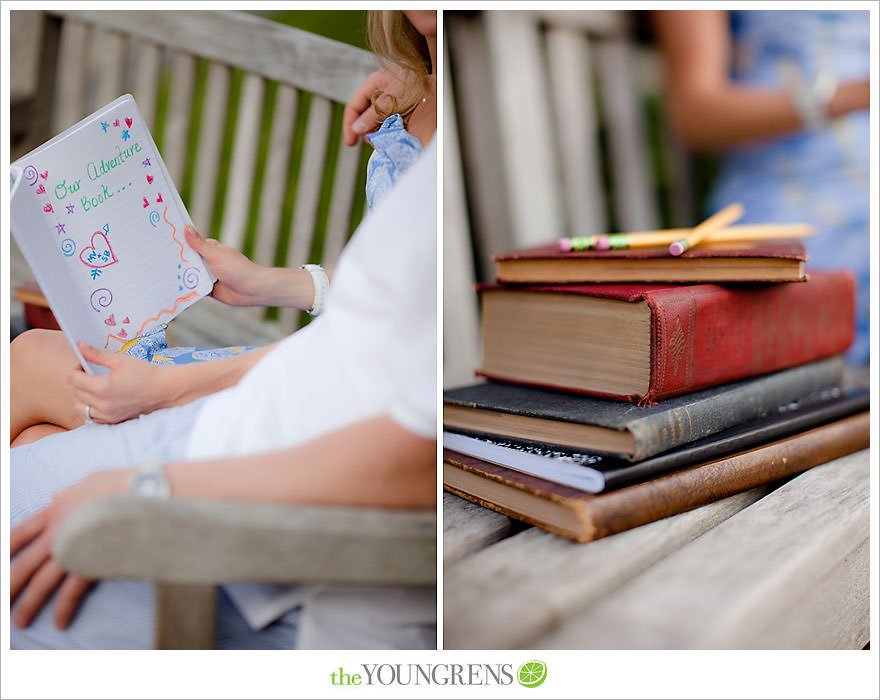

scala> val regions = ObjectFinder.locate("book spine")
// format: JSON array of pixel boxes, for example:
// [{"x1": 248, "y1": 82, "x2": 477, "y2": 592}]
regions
[
  {"x1": 626, "y1": 357, "x2": 844, "y2": 461},
  {"x1": 582, "y1": 412, "x2": 868, "y2": 541},
  {"x1": 645, "y1": 272, "x2": 854, "y2": 401}
]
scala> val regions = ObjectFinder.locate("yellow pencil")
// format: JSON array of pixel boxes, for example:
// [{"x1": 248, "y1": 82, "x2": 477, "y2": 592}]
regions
[
  {"x1": 560, "y1": 223, "x2": 815, "y2": 251},
  {"x1": 669, "y1": 203, "x2": 745, "y2": 256}
]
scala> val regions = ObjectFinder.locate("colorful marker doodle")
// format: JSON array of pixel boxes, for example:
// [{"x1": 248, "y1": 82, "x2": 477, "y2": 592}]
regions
[
  {"x1": 122, "y1": 129, "x2": 130, "y2": 142},
  {"x1": 113, "y1": 119, "x2": 120, "y2": 127},
  {"x1": 89, "y1": 288, "x2": 113, "y2": 312},
  {"x1": 181, "y1": 266, "x2": 200, "y2": 290},
  {"x1": 101, "y1": 121, "x2": 110, "y2": 133},
  {"x1": 118, "y1": 328, "x2": 128, "y2": 338},
  {"x1": 90, "y1": 269, "x2": 103, "y2": 280},
  {"x1": 143, "y1": 197, "x2": 150, "y2": 209},
  {"x1": 105, "y1": 314, "x2": 116, "y2": 326},
  {"x1": 102, "y1": 223, "x2": 110, "y2": 234},
  {"x1": 116, "y1": 181, "x2": 132, "y2": 194},
  {"x1": 79, "y1": 230, "x2": 118, "y2": 269},
  {"x1": 146, "y1": 175, "x2": 154, "y2": 185},
  {"x1": 66, "y1": 204, "x2": 76, "y2": 215},
  {"x1": 103, "y1": 333, "x2": 129, "y2": 349},
  {"x1": 23, "y1": 165, "x2": 38, "y2": 186},
  {"x1": 39, "y1": 170, "x2": 49, "y2": 180},
  {"x1": 35, "y1": 183, "x2": 45, "y2": 195},
  {"x1": 61, "y1": 239, "x2": 76, "y2": 257},
  {"x1": 125, "y1": 117, "x2": 133, "y2": 128},
  {"x1": 123, "y1": 316, "x2": 130, "y2": 324},
  {"x1": 43, "y1": 203, "x2": 54, "y2": 213},
  {"x1": 56, "y1": 222, "x2": 66, "y2": 235},
  {"x1": 135, "y1": 291, "x2": 198, "y2": 336},
  {"x1": 149, "y1": 211, "x2": 161, "y2": 227},
  {"x1": 156, "y1": 193, "x2": 163, "y2": 204},
  {"x1": 142, "y1": 158, "x2": 151, "y2": 168},
  {"x1": 163, "y1": 206, "x2": 189, "y2": 262}
]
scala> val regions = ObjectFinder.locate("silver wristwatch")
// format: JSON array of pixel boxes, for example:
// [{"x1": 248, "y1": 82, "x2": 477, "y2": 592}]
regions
[
  {"x1": 130, "y1": 459, "x2": 171, "y2": 498},
  {"x1": 298, "y1": 263, "x2": 330, "y2": 317}
]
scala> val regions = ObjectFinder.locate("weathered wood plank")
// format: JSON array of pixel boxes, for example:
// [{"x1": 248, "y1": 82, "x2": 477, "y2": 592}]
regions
[
  {"x1": 130, "y1": 38, "x2": 161, "y2": 132},
  {"x1": 443, "y1": 487, "x2": 771, "y2": 650},
  {"x1": 163, "y1": 51, "x2": 196, "y2": 188},
  {"x1": 595, "y1": 38, "x2": 658, "y2": 232},
  {"x1": 218, "y1": 73, "x2": 264, "y2": 251},
  {"x1": 484, "y1": 11, "x2": 566, "y2": 246},
  {"x1": 321, "y1": 133, "x2": 362, "y2": 267},
  {"x1": 252, "y1": 83, "x2": 298, "y2": 269},
  {"x1": 546, "y1": 27, "x2": 606, "y2": 237},
  {"x1": 443, "y1": 493, "x2": 518, "y2": 566},
  {"x1": 53, "y1": 10, "x2": 374, "y2": 104},
  {"x1": 189, "y1": 61, "x2": 230, "y2": 233},
  {"x1": 10, "y1": 10, "x2": 44, "y2": 102},
  {"x1": 535, "y1": 450, "x2": 869, "y2": 649},
  {"x1": 52, "y1": 18, "x2": 88, "y2": 134},
  {"x1": 90, "y1": 28, "x2": 125, "y2": 111},
  {"x1": 532, "y1": 9, "x2": 627, "y2": 37}
]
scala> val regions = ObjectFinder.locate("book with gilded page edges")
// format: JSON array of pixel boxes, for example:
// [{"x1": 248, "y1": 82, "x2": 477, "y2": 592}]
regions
[
  {"x1": 444, "y1": 408, "x2": 869, "y2": 543},
  {"x1": 10, "y1": 94, "x2": 215, "y2": 375},
  {"x1": 477, "y1": 271, "x2": 855, "y2": 402},
  {"x1": 445, "y1": 357, "x2": 845, "y2": 461},
  {"x1": 493, "y1": 239, "x2": 807, "y2": 284}
]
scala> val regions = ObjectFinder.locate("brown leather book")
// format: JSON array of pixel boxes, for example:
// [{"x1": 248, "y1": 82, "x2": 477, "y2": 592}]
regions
[{"x1": 444, "y1": 412, "x2": 869, "y2": 543}]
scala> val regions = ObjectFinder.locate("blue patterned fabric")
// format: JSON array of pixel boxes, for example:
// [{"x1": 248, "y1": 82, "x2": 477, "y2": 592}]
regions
[
  {"x1": 708, "y1": 10, "x2": 869, "y2": 364},
  {"x1": 121, "y1": 323, "x2": 257, "y2": 365},
  {"x1": 365, "y1": 113, "x2": 423, "y2": 211}
]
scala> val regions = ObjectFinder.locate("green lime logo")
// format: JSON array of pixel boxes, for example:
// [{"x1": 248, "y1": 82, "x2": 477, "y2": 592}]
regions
[{"x1": 517, "y1": 660, "x2": 547, "y2": 688}]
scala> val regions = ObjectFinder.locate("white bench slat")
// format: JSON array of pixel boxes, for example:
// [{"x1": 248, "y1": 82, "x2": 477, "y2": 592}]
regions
[
  {"x1": 442, "y1": 493, "x2": 517, "y2": 566},
  {"x1": 52, "y1": 18, "x2": 88, "y2": 134},
  {"x1": 280, "y1": 94, "x2": 333, "y2": 330},
  {"x1": 130, "y1": 38, "x2": 161, "y2": 132},
  {"x1": 442, "y1": 46, "x2": 481, "y2": 388},
  {"x1": 252, "y1": 83, "x2": 298, "y2": 269},
  {"x1": 443, "y1": 487, "x2": 770, "y2": 650},
  {"x1": 56, "y1": 10, "x2": 375, "y2": 105},
  {"x1": 218, "y1": 73, "x2": 264, "y2": 251},
  {"x1": 322, "y1": 133, "x2": 363, "y2": 267},
  {"x1": 596, "y1": 38, "x2": 658, "y2": 232},
  {"x1": 189, "y1": 61, "x2": 230, "y2": 234},
  {"x1": 535, "y1": 450, "x2": 870, "y2": 649},
  {"x1": 162, "y1": 51, "x2": 196, "y2": 189},
  {"x1": 484, "y1": 11, "x2": 566, "y2": 246},
  {"x1": 91, "y1": 28, "x2": 125, "y2": 111},
  {"x1": 546, "y1": 27, "x2": 607, "y2": 237}
]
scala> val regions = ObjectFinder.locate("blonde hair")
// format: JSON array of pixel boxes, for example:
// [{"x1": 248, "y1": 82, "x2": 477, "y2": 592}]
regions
[{"x1": 367, "y1": 10, "x2": 433, "y2": 122}]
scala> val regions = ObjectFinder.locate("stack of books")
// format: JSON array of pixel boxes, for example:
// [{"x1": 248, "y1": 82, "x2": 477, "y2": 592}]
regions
[{"x1": 443, "y1": 211, "x2": 869, "y2": 543}]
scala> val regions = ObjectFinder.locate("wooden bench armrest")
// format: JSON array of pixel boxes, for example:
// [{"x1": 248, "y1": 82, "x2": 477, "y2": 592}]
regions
[{"x1": 54, "y1": 496, "x2": 437, "y2": 586}]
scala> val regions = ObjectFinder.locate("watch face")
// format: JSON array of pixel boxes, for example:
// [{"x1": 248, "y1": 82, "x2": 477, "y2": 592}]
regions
[{"x1": 139, "y1": 475, "x2": 161, "y2": 495}]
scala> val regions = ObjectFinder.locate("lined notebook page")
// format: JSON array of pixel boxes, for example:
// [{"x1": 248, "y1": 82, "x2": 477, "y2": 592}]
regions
[{"x1": 11, "y1": 95, "x2": 215, "y2": 374}]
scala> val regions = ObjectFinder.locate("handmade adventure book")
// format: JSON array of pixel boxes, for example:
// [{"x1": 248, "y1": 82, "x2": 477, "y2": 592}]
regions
[
  {"x1": 444, "y1": 357, "x2": 845, "y2": 461},
  {"x1": 10, "y1": 95, "x2": 215, "y2": 374},
  {"x1": 493, "y1": 240, "x2": 807, "y2": 284},
  {"x1": 444, "y1": 410, "x2": 870, "y2": 543},
  {"x1": 478, "y1": 271, "x2": 854, "y2": 402},
  {"x1": 444, "y1": 386, "x2": 867, "y2": 493}
]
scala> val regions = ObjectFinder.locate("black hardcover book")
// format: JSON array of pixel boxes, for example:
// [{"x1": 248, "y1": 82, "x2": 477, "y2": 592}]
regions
[
  {"x1": 443, "y1": 358, "x2": 844, "y2": 462},
  {"x1": 444, "y1": 387, "x2": 868, "y2": 493}
]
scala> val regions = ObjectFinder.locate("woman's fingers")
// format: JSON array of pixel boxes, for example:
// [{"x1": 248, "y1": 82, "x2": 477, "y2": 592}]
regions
[
  {"x1": 12, "y1": 558, "x2": 67, "y2": 628},
  {"x1": 54, "y1": 575, "x2": 93, "y2": 629},
  {"x1": 78, "y1": 342, "x2": 119, "y2": 370},
  {"x1": 10, "y1": 531, "x2": 52, "y2": 602},
  {"x1": 10, "y1": 509, "x2": 48, "y2": 557}
]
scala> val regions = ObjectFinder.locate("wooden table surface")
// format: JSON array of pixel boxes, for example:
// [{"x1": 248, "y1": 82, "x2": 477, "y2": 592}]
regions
[{"x1": 443, "y1": 449, "x2": 870, "y2": 649}]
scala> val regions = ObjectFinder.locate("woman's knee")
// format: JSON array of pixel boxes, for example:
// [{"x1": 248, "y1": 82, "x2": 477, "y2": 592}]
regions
[{"x1": 11, "y1": 329, "x2": 73, "y2": 375}]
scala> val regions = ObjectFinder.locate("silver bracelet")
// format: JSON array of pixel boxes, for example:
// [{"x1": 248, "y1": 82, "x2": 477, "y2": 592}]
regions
[{"x1": 298, "y1": 264, "x2": 330, "y2": 317}]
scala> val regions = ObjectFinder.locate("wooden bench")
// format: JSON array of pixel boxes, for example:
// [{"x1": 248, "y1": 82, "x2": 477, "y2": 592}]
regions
[
  {"x1": 443, "y1": 9, "x2": 869, "y2": 649},
  {"x1": 11, "y1": 9, "x2": 376, "y2": 345}
]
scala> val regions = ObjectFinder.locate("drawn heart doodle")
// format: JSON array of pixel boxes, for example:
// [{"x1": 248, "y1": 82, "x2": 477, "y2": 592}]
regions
[
  {"x1": 40, "y1": 171, "x2": 49, "y2": 180},
  {"x1": 35, "y1": 183, "x2": 45, "y2": 194},
  {"x1": 113, "y1": 119, "x2": 120, "y2": 127},
  {"x1": 156, "y1": 193, "x2": 163, "y2": 204},
  {"x1": 123, "y1": 317, "x2": 131, "y2": 324},
  {"x1": 146, "y1": 175, "x2": 154, "y2": 185},
  {"x1": 105, "y1": 314, "x2": 116, "y2": 326},
  {"x1": 143, "y1": 197, "x2": 150, "y2": 208},
  {"x1": 79, "y1": 231, "x2": 118, "y2": 269},
  {"x1": 43, "y1": 203, "x2": 54, "y2": 213},
  {"x1": 125, "y1": 117, "x2": 133, "y2": 128},
  {"x1": 118, "y1": 328, "x2": 128, "y2": 338}
]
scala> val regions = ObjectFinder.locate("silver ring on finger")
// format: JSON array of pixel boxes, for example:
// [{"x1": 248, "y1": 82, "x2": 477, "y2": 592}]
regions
[{"x1": 84, "y1": 404, "x2": 94, "y2": 425}]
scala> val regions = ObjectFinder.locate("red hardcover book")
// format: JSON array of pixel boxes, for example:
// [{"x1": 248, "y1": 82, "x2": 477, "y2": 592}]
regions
[
  {"x1": 493, "y1": 240, "x2": 807, "y2": 284},
  {"x1": 477, "y1": 270, "x2": 854, "y2": 402}
]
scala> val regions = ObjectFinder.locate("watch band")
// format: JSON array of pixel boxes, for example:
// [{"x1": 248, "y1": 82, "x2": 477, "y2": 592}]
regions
[
  {"x1": 790, "y1": 67, "x2": 838, "y2": 131},
  {"x1": 130, "y1": 459, "x2": 171, "y2": 498},
  {"x1": 299, "y1": 264, "x2": 330, "y2": 317}
]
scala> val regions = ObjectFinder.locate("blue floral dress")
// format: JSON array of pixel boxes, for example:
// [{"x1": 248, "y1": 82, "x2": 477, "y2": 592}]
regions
[
  {"x1": 708, "y1": 10, "x2": 869, "y2": 364},
  {"x1": 125, "y1": 114, "x2": 423, "y2": 364}
]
